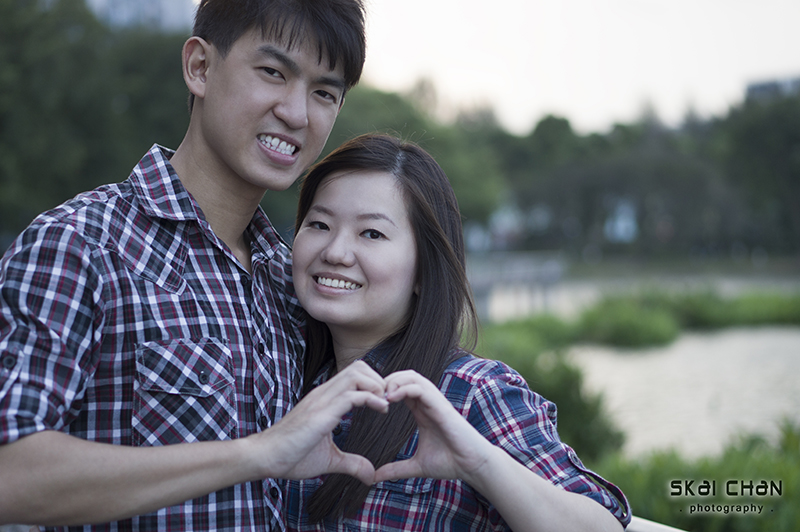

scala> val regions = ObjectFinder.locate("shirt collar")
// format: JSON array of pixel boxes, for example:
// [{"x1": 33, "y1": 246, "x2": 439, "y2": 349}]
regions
[
  {"x1": 130, "y1": 144, "x2": 287, "y2": 259},
  {"x1": 129, "y1": 144, "x2": 201, "y2": 223}
]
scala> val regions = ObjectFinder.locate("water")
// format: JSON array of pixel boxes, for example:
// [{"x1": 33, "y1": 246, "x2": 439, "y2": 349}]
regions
[
  {"x1": 569, "y1": 327, "x2": 800, "y2": 459},
  {"x1": 484, "y1": 271, "x2": 800, "y2": 459}
]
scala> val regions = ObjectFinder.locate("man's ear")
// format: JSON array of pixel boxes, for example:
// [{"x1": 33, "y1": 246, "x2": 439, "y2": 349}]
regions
[
  {"x1": 183, "y1": 36, "x2": 212, "y2": 100},
  {"x1": 337, "y1": 95, "x2": 346, "y2": 114}
]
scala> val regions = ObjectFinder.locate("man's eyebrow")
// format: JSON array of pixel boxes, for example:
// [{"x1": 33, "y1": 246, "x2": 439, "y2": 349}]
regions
[{"x1": 257, "y1": 44, "x2": 346, "y2": 94}]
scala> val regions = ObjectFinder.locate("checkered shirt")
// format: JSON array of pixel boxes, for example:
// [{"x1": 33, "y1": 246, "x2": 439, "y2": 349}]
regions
[
  {"x1": 0, "y1": 145, "x2": 305, "y2": 530},
  {"x1": 285, "y1": 353, "x2": 631, "y2": 531}
]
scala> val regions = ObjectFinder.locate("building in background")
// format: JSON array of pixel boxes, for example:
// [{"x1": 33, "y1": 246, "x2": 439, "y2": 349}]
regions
[
  {"x1": 746, "y1": 76, "x2": 800, "y2": 102},
  {"x1": 86, "y1": 0, "x2": 195, "y2": 30}
]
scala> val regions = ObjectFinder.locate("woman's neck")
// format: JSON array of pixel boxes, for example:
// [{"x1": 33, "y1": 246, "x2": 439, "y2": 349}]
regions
[{"x1": 330, "y1": 331, "x2": 376, "y2": 373}]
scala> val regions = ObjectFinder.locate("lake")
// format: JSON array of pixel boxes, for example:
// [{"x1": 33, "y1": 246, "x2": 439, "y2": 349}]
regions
[{"x1": 569, "y1": 327, "x2": 800, "y2": 459}]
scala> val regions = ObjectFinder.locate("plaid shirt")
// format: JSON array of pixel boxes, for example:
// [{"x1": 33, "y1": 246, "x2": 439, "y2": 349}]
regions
[
  {"x1": 0, "y1": 145, "x2": 305, "y2": 531},
  {"x1": 285, "y1": 353, "x2": 630, "y2": 531}
]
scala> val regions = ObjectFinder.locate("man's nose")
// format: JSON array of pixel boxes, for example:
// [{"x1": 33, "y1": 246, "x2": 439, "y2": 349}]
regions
[{"x1": 274, "y1": 84, "x2": 309, "y2": 130}]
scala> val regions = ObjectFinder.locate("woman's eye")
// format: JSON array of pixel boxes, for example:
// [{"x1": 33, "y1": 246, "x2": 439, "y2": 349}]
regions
[
  {"x1": 363, "y1": 229, "x2": 385, "y2": 240},
  {"x1": 308, "y1": 221, "x2": 329, "y2": 231}
]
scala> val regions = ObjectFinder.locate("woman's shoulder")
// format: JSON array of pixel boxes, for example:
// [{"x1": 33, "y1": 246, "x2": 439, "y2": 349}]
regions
[
  {"x1": 439, "y1": 350, "x2": 539, "y2": 416},
  {"x1": 443, "y1": 350, "x2": 527, "y2": 388}
]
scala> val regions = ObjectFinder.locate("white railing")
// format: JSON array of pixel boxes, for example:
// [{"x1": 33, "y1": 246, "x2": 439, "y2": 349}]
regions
[{"x1": 627, "y1": 515, "x2": 687, "y2": 532}]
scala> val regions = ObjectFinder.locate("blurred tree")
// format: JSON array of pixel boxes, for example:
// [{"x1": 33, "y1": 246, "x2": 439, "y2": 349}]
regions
[
  {"x1": 103, "y1": 27, "x2": 190, "y2": 169},
  {"x1": 0, "y1": 0, "x2": 190, "y2": 243},
  {"x1": 721, "y1": 95, "x2": 800, "y2": 251},
  {"x1": 0, "y1": 0, "x2": 112, "y2": 232}
]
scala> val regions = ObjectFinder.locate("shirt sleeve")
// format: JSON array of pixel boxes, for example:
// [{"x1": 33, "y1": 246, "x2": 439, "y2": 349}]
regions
[
  {"x1": 0, "y1": 221, "x2": 104, "y2": 444},
  {"x1": 457, "y1": 359, "x2": 631, "y2": 527}
]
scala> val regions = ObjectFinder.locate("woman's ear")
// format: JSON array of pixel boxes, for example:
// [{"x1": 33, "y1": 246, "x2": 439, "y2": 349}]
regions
[{"x1": 182, "y1": 36, "x2": 212, "y2": 101}]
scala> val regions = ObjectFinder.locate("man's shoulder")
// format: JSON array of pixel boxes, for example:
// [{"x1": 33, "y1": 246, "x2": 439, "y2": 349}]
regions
[{"x1": 23, "y1": 180, "x2": 138, "y2": 246}]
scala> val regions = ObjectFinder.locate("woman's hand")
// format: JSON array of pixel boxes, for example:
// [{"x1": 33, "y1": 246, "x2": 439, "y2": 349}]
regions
[
  {"x1": 374, "y1": 369, "x2": 625, "y2": 532},
  {"x1": 373, "y1": 370, "x2": 495, "y2": 485}
]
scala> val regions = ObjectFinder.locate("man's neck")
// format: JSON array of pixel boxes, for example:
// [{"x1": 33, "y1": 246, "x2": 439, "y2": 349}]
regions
[{"x1": 170, "y1": 140, "x2": 263, "y2": 274}]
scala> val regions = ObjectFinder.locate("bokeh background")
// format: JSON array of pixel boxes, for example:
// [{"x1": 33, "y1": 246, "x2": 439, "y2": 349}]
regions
[{"x1": 1, "y1": 1, "x2": 799, "y2": 530}]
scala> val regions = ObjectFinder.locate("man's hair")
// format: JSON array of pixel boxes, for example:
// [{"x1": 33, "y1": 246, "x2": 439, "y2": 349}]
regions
[
  {"x1": 294, "y1": 133, "x2": 479, "y2": 521},
  {"x1": 188, "y1": 0, "x2": 366, "y2": 110}
]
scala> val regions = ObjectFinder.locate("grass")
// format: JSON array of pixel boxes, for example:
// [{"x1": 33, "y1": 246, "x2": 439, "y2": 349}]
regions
[{"x1": 593, "y1": 420, "x2": 800, "y2": 532}]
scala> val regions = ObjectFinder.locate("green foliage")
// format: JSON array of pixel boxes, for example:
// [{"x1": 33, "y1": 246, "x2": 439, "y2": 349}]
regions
[
  {"x1": 578, "y1": 297, "x2": 680, "y2": 347},
  {"x1": 477, "y1": 316, "x2": 624, "y2": 462},
  {"x1": 594, "y1": 421, "x2": 800, "y2": 531},
  {"x1": 573, "y1": 290, "x2": 800, "y2": 346},
  {"x1": 0, "y1": 0, "x2": 190, "y2": 239},
  {"x1": 721, "y1": 95, "x2": 800, "y2": 251}
]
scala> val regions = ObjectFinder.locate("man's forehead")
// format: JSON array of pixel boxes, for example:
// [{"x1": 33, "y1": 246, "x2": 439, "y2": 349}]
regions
[{"x1": 238, "y1": 27, "x2": 339, "y2": 71}]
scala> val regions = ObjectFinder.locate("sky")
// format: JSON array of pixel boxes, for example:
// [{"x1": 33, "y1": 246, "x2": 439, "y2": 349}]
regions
[{"x1": 183, "y1": 0, "x2": 800, "y2": 135}]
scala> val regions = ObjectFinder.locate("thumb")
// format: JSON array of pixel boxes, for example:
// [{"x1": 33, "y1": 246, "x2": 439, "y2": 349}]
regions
[
  {"x1": 373, "y1": 459, "x2": 420, "y2": 484},
  {"x1": 330, "y1": 452, "x2": 378, "y2": 485}
]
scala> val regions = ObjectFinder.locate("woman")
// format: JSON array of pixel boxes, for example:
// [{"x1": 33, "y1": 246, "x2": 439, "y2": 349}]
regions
[{"x1": 287, "y1": 134, "x2": 630, "y2": 531}]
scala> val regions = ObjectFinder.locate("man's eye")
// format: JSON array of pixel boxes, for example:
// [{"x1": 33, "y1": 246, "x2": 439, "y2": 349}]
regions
[
  {"x1": 316, "y1": 89, "x2": 338, "y2": 103},
  {"x1": 263, "y1": 67, "x2": 282, "y2": 78}
]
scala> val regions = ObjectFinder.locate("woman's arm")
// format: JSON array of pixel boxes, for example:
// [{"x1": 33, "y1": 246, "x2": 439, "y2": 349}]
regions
[
  {"x1": 0, "y1": 361, "x2": 387, "y2": 527},
  {"x1": 376, "y1": 371, "x2": 623, "y2": 532}
]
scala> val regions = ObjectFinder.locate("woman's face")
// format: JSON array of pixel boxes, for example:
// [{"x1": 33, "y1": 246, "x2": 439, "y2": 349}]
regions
[{"x1": 292, "y1": 170, "x2": 418, "y2": 348}]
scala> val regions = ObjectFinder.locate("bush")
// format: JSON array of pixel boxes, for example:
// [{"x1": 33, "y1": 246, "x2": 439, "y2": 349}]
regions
[
  {"x1": 593, "y1": 420, "x2": 800, "y2": 532},
  {"x1": 574, "y1": 290, "x2": 800, "y2": 347},
  {"x1": 577, "y1": 297, "x2": 680, "y2": 347}
]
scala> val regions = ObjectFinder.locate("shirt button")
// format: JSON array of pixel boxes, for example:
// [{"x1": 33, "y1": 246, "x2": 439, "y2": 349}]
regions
[
  {"x1": 1, "y1": 354, "x2": 16, "y2": 370},
  {"x1": 258, "y1": 415, "x2": 269, "y2": 429},
  {"x1": 198, "y1": 371, "x2": 209, "y2": 385},
  {"x1": 332, "y1": 424, "x2": 342, "y2": 436},
  {"x1": 269, "y1": 486, "x2": 280, "y2": 499}
]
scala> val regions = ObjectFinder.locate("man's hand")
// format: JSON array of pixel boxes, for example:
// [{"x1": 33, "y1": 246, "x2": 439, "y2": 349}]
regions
[{"x1": 253, "y1": 361, "x2": 389, "y2": 484}]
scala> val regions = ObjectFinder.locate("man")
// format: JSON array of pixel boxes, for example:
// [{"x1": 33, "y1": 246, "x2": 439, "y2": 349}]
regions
[{"x1": 0, "y1": 0, "x2": 385, "y2": 529}]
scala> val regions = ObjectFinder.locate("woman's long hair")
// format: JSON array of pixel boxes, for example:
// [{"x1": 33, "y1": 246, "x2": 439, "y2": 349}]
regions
[{"x1": 293, "y1": 133, "x2": 479, "y2": 521}]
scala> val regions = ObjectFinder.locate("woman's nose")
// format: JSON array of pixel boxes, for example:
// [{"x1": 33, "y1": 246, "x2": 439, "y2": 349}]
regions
[{"x1": 320, "y1": 232, "x2": 355, "y2": 266}]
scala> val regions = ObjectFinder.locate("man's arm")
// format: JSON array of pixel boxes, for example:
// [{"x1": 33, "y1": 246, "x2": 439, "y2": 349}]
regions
[{"x1": 0, "y1": 361, "x2": 387, "y2": 527}]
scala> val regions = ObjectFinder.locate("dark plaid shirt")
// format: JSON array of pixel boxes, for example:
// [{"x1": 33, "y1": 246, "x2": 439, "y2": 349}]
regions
[
  {"x1": 285, "y1": 353, "x2": 631, "y2": 531},
  {"x1": 0, "y1": 145, "x2": 305, "y2": 531}
]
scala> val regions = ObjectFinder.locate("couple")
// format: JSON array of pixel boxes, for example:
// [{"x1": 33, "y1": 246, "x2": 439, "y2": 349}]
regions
[{"x1": 0, "y1": 0, "x2": 629, "y2": 530}]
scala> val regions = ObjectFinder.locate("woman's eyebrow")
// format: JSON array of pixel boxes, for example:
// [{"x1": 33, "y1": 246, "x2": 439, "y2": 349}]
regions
[
  {"x1": 356, "y1": 213, "x2": 397, "y2": 227},
  {"x1": 308, "y1": 205, "x2": 397, "y2": 227}
]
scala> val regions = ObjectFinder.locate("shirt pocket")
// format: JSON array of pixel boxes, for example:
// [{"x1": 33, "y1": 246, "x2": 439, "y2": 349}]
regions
[
  {"x1": 133, "y1": 337, "x2": 237, "y2": 446},
  {"x1": 344, "y1": 477, "x2": 436, "y2": 532}
]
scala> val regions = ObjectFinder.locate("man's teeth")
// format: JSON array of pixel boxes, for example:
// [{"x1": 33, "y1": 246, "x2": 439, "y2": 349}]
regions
[
  {"x1": 259, "y1": 135, "x2": 297, "y2": 155},
  {"x1": 316, "y1": 277, "x2": 361, "y2": 290}
]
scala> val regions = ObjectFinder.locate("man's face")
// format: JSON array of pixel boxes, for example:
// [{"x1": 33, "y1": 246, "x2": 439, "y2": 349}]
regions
[{"x1": 195, "y1": 28, "x2": 346, "y2": 193}]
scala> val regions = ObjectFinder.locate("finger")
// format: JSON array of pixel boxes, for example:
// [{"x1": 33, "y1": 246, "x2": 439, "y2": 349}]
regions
[
  {"x1": 384, "y1": 382, "x2": 427, "y2": 403},
  {"x1": 330, "y1": 452, "x2": 377, "y2": 485},
  {"x1": 384, "y1": 370, "x2": 422, "y2": 392},
  {"x1": 330, "y1": 361, "x2": 387, "y2": 396},
  {"x1": 373, "y1": 459, "x2": 422, "y2": 484}
]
